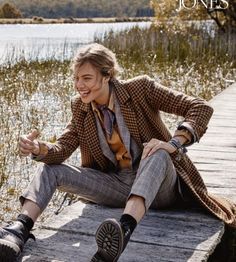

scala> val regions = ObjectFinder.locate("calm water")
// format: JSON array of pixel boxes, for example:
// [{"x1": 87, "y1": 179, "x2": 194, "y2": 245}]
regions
[{"x1": 0, "y1": 22, "x2": 151, "y2": 62}]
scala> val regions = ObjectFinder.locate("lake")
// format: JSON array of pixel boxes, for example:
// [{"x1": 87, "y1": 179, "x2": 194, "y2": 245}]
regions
[{"x1": 0, "y1": 22, "x2": 151, "y2": 63}]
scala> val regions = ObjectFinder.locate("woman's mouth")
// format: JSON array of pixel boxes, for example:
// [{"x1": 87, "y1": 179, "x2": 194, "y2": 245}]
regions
[{"x1": 79, "y1": 90, "x2": 91, "y2": 98}]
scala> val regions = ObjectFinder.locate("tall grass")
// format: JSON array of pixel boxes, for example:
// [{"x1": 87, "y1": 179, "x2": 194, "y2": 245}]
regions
[
  {"x1": 0, "y1": 23, "x2": 235, "y2": 224},
  {"x1": 96, "y1": 23, "x2": 236, "y2": 64},
  {"x1": 0, "y1": 59, "x2": 78, "y2": 222},
  {"x1": 95, "y1": 22, "x2": 236, "y2": 101}
]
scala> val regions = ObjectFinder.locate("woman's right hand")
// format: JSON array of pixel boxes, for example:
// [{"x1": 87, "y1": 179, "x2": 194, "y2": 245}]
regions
[{"x1": 19, "y1": 130, "x2": 40, "y2": 157}]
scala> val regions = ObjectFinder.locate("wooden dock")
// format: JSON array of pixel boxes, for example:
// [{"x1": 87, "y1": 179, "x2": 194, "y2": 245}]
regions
[{"x1": 20, "y1": 83, "x2": 236, "y2": 262}]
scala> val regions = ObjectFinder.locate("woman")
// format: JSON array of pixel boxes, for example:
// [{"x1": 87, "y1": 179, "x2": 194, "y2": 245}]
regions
[{"x1": 0, "y1": 43, "x2": 235, "y2": 262}]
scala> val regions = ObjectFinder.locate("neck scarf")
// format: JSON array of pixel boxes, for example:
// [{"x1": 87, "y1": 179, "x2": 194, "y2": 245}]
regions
[{"x1": 97, "y1": 104, "x2": 116, "y2": 138}]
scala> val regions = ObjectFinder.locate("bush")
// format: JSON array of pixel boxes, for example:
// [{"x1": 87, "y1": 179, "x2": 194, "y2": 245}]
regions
[{"x1": 1, "y1": 2, "x2": 22, "y2": 18}]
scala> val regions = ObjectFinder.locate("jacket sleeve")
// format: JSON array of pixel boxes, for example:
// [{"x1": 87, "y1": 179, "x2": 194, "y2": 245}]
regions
[
  {"x1": 32, "y1": 102, "x2": 80, "y2": 165},
  {"x1": 143, "y1": 75, "x2": 214, "y2": 143}
]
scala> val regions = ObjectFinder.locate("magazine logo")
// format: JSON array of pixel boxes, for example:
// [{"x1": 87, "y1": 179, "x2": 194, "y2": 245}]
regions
[{"x1": 177, "y1": 0, "x2": 229, "y2": 11}]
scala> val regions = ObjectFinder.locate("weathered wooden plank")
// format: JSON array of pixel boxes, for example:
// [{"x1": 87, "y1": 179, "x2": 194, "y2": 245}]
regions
[
  {"x1": 194, "y1": 163, "x2": 236, "y2": 172},
  {"x1": 188, "y1": 152, "x2": 236, "y2": 162},
  {"x1": 191, "y1": 140, "x2": 236, "y2": 147},
  {"x1": 206, "y1": 121, "x2": 236, "y2": 128},
  {"x1": 21, "y1": 228, "x2": 211, "y2": 262},
  {"x1": 206, "y1": 131, "x2": 236, "y2": 137},
  {"x1": 206, "y1": 190, "x2": 236, "y2": 202},
  {"x1": 201, "y1": 132, "x2": 236, "y2": 140},
  {"x1": 189, "y1": 144, "x2": 236, "y2": 153},
  {"x1": 207, "y1": 116, "x2": 236, "y2": 122},
  {"x1": 203, "y1": 175, "x2": 236, "y2": 186},
  {"x1": 44, "y1": 202, "x2": 225, "y2": 225},
  {"x1": 193, "y1": 159, "x2": 236, "y2": 166},
  {"x1": 211, "y1": 111, "x2": 236, "y2": 116},
  {"x1": 21, "y1": 202, "x2": 224, "y2": 262},
  {"x1": 211, "y1": 100, "x2": 236, "y2": 107},
  {"x1": 197, "y1": 170, "x2": 236, "y2": 178},
  {"x1": 211, "y1": 99, "x2": 236, "y2": 105},
  {"x1": 207, "y1": 186, "x2": 236, "y2": 195},
  {"x1": 40, "y1": 205, "x2": 222, "y2": 250},
  {"x1": 191, "y1": 157, "x2": 236, "y2": 165},
  {"x1": 206, "y1": 127, "x2": 236, "y2": 134},
  {"x1": 201, "y1": 138, "x2": 236, "y2": 144}
]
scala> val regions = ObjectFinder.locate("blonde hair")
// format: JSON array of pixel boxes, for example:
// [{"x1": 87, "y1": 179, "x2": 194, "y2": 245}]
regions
[{"x1": 72, "y1": 43, "x2": 121, "y2": 79}]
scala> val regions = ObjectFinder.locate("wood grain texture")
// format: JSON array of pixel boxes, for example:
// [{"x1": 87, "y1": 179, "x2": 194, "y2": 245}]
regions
[{"x1": 21, "y1": 203, "x2": 224, "y2": 262}]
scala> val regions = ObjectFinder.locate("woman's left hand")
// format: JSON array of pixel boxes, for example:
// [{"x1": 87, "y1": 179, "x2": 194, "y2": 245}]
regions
[{"x1": 141, "y1": 138, "x2": 176, "y2": 160}]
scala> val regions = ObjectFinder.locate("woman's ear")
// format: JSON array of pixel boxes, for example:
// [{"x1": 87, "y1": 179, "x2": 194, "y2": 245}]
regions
[{"x1": 102, "y1": 76, "x2": 110, "y2": 84}]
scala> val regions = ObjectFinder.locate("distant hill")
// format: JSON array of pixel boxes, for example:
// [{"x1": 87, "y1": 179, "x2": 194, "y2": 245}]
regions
[{"x1": 0, "y1": 0, "x2": 154, "y2": 18}]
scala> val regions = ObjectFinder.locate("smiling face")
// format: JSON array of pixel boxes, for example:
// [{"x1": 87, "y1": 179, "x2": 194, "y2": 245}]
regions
[{"x1": 74, "y1": 62, "x2": 110, "y2": 105}]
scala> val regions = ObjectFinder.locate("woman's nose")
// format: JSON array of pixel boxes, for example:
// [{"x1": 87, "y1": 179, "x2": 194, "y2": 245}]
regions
[{"x1": 76, "y1": 79, "x2": 84, "y2": 89}]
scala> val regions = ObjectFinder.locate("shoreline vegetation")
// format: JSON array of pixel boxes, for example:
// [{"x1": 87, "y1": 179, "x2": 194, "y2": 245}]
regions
[{"x1": 0, "y1": 16, "x2": 153, "y2": 24}]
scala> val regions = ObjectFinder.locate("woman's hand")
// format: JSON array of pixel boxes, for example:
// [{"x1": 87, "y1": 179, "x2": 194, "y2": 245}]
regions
[
  {"x1": 141, "y1": 138, "x2": 176, "y2": 160},
  {"x1": 19, "y1": 130, "x2": 40, "y2": 157}
]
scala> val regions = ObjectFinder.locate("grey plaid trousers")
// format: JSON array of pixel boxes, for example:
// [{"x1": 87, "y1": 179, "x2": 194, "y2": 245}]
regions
[
  {"x1": 20, "y1": 90, "x2": 178, "y2": 212},
  {"x1": 20, "y1": 149, "x2": 178, "y2": 212}
]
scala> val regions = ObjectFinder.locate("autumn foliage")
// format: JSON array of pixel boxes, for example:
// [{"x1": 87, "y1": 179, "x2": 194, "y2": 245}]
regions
[
  {"x1": 0, "y1": 2, "x2": 22, "y2": 18},
  {"x1": 151, "y1": 0, "x2": 236, "y2": 32}
]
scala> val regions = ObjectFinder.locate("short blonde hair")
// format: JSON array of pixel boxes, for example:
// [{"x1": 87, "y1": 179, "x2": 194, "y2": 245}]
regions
[{"x1": 72, "y1": 43, "x2": 121, "y2": 79}]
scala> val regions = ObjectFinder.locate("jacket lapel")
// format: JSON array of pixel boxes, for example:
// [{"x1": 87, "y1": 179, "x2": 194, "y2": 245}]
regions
[
  {"x1": 120, "y1": 105, "x2": 143, "y2": 148},
  {"x1": 83, "y1": 109, "x2": 107, "y2": 169},
  {"x1": 112, "y1": 79, "x2": 143, "y2": 148},
  {"x1": 94, "y1": 114, "x2": 117, "y2": 165},
  {"x1": 113, "y1": 93, "x2": 131, "y2": 155}
]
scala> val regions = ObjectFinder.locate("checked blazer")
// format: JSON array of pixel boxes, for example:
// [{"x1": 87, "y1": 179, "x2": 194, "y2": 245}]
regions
[{"x1": 38, "y1": 75, "x2": 236, "y2": 228}]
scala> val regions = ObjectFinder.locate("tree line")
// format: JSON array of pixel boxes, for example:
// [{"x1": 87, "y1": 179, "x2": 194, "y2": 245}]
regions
[
  {"x1": 1, "y1": 0, "x2": 234, "y2": 32},
  {"x1": 0, "y1": 0, "x2": 154, "y2": 18}
]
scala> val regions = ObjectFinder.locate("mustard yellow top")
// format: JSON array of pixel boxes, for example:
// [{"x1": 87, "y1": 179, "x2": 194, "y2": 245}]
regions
[{"x1": 91, "y1": 92, "x2": 131, "y2": 169}]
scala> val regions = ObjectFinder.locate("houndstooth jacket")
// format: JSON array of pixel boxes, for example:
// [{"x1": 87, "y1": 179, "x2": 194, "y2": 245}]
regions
[{"x1": 38, "y1": 75, "x2": 236, "y2": 228}]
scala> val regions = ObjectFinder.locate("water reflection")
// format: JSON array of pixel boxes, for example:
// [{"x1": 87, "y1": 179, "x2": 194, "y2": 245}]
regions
[{"x1": 0, "y1": 22, "x2": 151, "y2": 63}]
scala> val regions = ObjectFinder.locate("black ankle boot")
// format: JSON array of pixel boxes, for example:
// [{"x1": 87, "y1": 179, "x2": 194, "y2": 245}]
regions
[
  {"x1": 91, "y1": 218, "x2": 132, "y2": 262},
  {"x1": 0, "y1": 221, "x2": 35, "y2": 262},
  {"x1": 120, "y1": 222, "x2": 132, "y2": 252}
]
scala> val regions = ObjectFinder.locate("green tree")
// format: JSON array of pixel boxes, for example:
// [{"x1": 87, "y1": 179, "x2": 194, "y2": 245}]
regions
[{"x1": 1, "y1": 2, "x2": 22, "y2": 18}]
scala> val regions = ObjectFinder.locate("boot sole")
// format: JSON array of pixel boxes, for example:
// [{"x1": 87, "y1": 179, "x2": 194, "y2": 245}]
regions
[
  {"x1": 90, "y1": 254, "x2": 106, "y2": 262},
  {"x1": 0, "y1": 239, "x2": 19, "y2": 262},
  {"x1": 92, "y1": 219, "x2": 123, "y2": 262}
]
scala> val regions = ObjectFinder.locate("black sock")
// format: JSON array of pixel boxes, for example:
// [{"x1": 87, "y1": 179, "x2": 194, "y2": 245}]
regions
[
  {"x1": 119, "y1": 214, "x2": 137, "y2": 234},
  {"x1": 17, "y1": 214, "x2": 34, "y2": 232}
]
